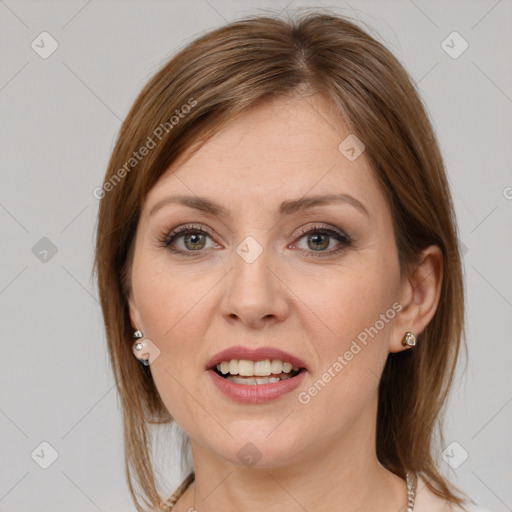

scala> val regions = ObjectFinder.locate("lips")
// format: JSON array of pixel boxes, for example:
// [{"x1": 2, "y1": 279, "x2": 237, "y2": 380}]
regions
[
  {"x1": 205, "y1": 345, "x2": 308, "y2": 371},
  {"x1": 207, "y1": 366, "x2": 307, "y2": 404}
]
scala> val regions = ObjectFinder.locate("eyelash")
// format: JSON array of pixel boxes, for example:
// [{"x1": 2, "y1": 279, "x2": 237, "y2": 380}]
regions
[{"x1": 159, "y1": 223, "x2": 351, "y2": 258}]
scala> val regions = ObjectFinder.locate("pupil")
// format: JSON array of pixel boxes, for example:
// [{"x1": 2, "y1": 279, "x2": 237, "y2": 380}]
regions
[
  {"x1": 308, "y1": 233, "x2": 328, "y2": 250},
  {"x1": 185, "y1": 233, "x2": 205, "y2": 250}
]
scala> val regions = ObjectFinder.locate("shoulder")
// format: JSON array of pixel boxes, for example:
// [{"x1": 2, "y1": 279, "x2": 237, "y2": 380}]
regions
[{"x1": 414, "y1": 475, "x2": 491, "y2": 512}]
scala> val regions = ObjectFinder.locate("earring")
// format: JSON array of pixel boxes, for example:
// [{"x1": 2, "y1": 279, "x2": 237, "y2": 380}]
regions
[
  {"x1": 401, "y1": 332, "x2": 417, "y2": 347},
  {"x1": 132, "y1": 330, "x2": 150, "y2": 366}
]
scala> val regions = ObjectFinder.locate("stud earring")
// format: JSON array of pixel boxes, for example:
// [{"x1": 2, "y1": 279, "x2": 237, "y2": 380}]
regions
[
  {"x1": 401, "y1": 331, "x2": 417, "y2": 347},
  {"x1": 132, "y1": 330, "x2": 150, "y2": 366}
]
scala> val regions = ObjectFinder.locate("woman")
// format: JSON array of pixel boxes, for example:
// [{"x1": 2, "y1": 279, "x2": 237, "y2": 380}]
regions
[{"x1": 95, "y1": 10, "x2": 478, "y2": 512}]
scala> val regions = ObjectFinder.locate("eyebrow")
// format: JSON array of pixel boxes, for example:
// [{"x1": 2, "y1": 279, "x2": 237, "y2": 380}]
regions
[{"x1": 148, "y1": 193, "x2": 369, "y2": 219}]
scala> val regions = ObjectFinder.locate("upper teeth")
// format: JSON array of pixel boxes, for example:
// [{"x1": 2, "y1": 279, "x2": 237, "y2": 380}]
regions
[{"x1": 216, "y1": 359, "x2": 299, "y2": 376}]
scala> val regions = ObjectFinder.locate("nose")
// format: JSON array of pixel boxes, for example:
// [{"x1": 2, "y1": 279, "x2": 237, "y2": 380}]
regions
[{"x1": 220, "y1": 243, "x2": 290, "y2": 329}]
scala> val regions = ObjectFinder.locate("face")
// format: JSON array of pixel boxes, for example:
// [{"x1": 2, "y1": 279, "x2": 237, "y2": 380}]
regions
[{"x1": 128, "y1": 93, "x2": 408, "y2": 468}]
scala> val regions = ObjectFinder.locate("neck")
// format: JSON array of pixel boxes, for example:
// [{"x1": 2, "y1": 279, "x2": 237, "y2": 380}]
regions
[{"x1": 180, "y1": 394, "x2": 408, "y2": 512}]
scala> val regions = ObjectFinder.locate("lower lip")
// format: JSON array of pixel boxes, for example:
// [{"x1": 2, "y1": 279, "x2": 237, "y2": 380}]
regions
[{"x1": 207, "y1": 369, "x2": 307, "y2": 404}]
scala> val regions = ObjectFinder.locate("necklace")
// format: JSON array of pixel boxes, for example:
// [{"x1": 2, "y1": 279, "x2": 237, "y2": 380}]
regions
[
  {"x1": 163, "y1": 471, "x2": 418, "y2": 511},
  {"x1": 406, "y1": 471, "x2": 417, "y2": 512}
]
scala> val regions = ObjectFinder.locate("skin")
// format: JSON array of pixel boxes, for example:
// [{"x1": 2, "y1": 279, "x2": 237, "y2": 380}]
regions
[{"x1": 128, "y1": 93, "x2": 443, "y2": 512}]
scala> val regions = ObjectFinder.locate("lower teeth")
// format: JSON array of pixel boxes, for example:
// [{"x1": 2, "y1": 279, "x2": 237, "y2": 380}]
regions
[{"x1": 224, "y1": 372, "x2": 297, "y2": 386}]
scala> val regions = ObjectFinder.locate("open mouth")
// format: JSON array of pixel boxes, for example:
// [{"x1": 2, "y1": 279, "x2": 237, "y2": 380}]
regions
[{"x1": 211, "y1": 364, "x2": 305, "y2": 386}]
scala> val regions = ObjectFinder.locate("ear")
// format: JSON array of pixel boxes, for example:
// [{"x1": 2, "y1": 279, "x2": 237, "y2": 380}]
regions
[
  {"x1": 389, "y1": 245, "x2": 443, "y2": 353},
  {"x1": 127, "y1": 290, "x2": 143, "y2": 333}
]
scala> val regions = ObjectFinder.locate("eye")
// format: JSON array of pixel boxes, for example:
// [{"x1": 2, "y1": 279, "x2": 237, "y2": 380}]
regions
[
  {"x1": 161, "y1": 224, "x2": 217, "y2": 255},
  {"x1": 293, "y1": 224, "x2": 351, "y2": 257},
  {"x1": 159, "y1": 222, "x2": 351, "y2": 258}
]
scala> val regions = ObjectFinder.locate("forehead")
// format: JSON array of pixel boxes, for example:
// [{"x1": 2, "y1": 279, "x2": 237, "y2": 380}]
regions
[{"x1": 144, "y1": 94, "x2": 384, "y2": 216}]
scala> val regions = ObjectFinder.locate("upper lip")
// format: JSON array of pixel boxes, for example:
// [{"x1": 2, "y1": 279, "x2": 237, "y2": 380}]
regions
[{"x1": 206, "y1": 345, "x2": 308, "y2": 371}]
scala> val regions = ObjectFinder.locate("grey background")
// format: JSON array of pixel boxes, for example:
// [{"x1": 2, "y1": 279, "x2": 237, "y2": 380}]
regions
[{"x1": 1, "y1": 0, "x2": 511, "y2": 510}]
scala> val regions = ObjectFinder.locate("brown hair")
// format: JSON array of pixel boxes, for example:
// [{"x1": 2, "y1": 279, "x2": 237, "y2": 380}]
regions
[{"x1": 94, "y1": 9, "x2": 467, "y2": 511}]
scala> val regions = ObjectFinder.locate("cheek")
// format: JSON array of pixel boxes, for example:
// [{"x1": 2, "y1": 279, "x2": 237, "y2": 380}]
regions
[
  {"x1": 294, "y1": 261, "x2": 398, "y2": 345},
  {"x1": 133, "y1": 284, "x2": 206, "y2": 432},
  {"x1": 291, "y1": 273, "x2": 395, "y2": 435},
  {"x1": 130, "y1": 256, "x2": 220, "y2": 423},
  {"x1": 289, "y1": 255, "x2": 399, "y2": 411},
  {"x1": 132, "y1": 254, "x2": 217, "y2": 341}
]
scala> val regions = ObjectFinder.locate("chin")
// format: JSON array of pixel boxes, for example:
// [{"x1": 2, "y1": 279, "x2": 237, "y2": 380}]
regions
[{"x1": 215, "y1": 432, "x2": 307, "y2": 470}]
